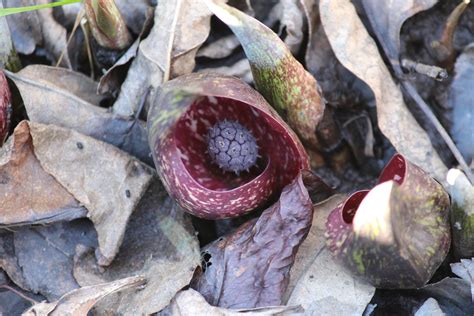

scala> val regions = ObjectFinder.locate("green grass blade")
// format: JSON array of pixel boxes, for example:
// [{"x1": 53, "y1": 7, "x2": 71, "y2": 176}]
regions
[{"x1": 0, "y1": 0, "x2": 82, "y2": 17}]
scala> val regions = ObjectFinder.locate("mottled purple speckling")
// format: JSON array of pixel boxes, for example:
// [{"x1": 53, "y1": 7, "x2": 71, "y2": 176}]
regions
[
  {"x1": 207, "y1": 120, "x2": 258, "y2": 174},
  {"x1": 147, "y1": 73, "x2": 310, "y2": 219}
]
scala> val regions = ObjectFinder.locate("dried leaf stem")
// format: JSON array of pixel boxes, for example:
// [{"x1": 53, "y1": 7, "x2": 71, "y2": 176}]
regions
[
  {"x1": 400, "y1": 59, "x2": 448, "y2": 81},
  {"x1": 401, "y1": 81, "x2": 474, "y2": 184},
  {"x1": 0, "y1": 285, "x2": 39, "y2": 305},
  {"x1": 431, "y1": 0, "x2": 471, "y2": 66},
  {"x1": 56, "y1": 8, "x2": 84, "y2": 68}
]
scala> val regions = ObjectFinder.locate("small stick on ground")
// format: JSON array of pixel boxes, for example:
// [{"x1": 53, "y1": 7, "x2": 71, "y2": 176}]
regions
[
  {"x1": 401, "y1": 81, "x2": 474, "y2": 185},
  {"x1": 0, "y1": 284, "x2": 39, "y2": 305},
  {"x1": 430, "y1": 0, "x2": 471, "y2": 67},
  {"x1": 401, "y1": 59, "x2": 448, "y2": 81}
]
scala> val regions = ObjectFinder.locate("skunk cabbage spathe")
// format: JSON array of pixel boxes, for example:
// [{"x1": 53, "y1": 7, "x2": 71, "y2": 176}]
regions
[
  {"x1": 326, "y1": 154, "x2": 451, "y2": 288},
  {"x1": 147, "y1": 73, "x2": 309, "y2": 219}
]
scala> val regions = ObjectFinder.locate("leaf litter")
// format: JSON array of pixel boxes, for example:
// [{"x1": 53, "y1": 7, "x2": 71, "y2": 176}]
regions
[{"x1": 0, "y1": 0, "x2": 473, "y2": 314}]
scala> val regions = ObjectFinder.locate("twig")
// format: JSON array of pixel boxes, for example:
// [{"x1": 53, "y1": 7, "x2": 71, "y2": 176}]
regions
[
  {"x1": 56, "y1": 7, "x2": 84, "y2": 68},
  {"x1": 81, "y1": 18, "x2": 95, "y2": 78},
  {"x1": 430, "y1": 0, "x2": 471, "y2": 66},
  {"x1": 0, "y1": 285, "x2": 39, "y2": 305},
  {"x1": 401, "y1": 81, "x2": 474, "y2": 185},
  {"x1": 400, "y1": 59, "x2": 448, "y2": 81}
]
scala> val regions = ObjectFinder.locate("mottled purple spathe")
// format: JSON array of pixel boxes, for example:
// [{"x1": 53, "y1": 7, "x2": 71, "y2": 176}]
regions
[
  {"x1": 0, "y1": 71, "x2": 11, "y2": 145},
  {"x1": 147, "y1": 73, "x2": 310, "y2": 219},
  {"x1": 325, "y1": 154, "x2": 451, "y2": 289}
]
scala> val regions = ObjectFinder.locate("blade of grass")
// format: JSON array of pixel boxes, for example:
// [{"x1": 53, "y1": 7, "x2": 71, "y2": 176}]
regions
[{"x1": 0, "y1": 0, "x2": 81, "y2": 17}]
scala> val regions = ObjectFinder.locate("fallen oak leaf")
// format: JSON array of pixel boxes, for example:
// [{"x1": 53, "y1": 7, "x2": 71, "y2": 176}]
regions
[
  {"x1": 360, "y1": 0, "x2": 438, "y2": 71},
  {"x1": 199, "y1": 58, "x2": 253, "y2": 84},
  {"x1": 3, "y1": 0, "x2": 72, "y2": 68},
  {"x1": 447, "y1": 169, "x2": 474, "y2": 259},
  {"x1": 12, "y1": 220, "x2": 97, "y2": 301},
  {"x1": 414, "y1": 298, "x2": 445, "y2": 316},
  {"x1": 73, "y1": 179, "x2": 200, "y2": 314},
  {"x1": 23, "y1": 276, "x2": 146, "y2": 316},
  {"x1": 449, "y1": 44, "x2": 474, "y2": 164},
  {"x1": 191, "y1": 174, "x2": 313, "y2": 308},
  {"x1": 450, "y1": 258, "x2": 474, "y2": 302},
  {"x1": 196, "y1": 35, "x2": 240, "y2": 59},
  {"x1": 0, "y1": 121, "x2": 87, "y2": 227},
  {"x1": 319, "y1": 0, "x2": 448, "y2": 183},
  {"x1": 159, "y1": 289, "x2": 304, "y2": 316},
  {"x1": 360, "y1": 0, "x2": 473, "y2": 183},
  {"x1": 26, "y1": 120, "x2": 154, "y2": 266},
  {"x1": 0, "y1": 282, "x2": 40, "y2": 315},
  {"x1": 5, "y1": 65, "x2": 152, "y2": 165},
  {"x1": 285, "y1": 195, "x2": 375, "y2": 315},
  {"x1": 273, "y1": 0, "x2": 306, "y2": 55},
  {"x1": 113, "y1": 0, "x2": 217, "y2": 117},
  {"x1": 0, "y1": 2, "x2": 21, "y2": 72},
  {"x1": 4, "y1": 0, "x2": 42, "y2": 55}
]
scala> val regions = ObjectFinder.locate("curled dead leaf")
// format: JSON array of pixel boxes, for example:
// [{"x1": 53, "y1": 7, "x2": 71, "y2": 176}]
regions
[
  {"x1": 6, "y1": 66, "x2": 152, "y2": 164},
  {"x1": 23, "y1": 276, "x2": 146, "y2": 316},
  {"x1": 0, "y1": 121, "x2": 86, "y2": 227},
  {"x1": 319, "y1": 0, "x2": 448, "y2": 183},
  {"x1": 27, "y1": 121, "x2": 154, "y2": 266},
  {"x1": 285, "y1": 195, "x2": 375, "y2": 314},
  {"x1": 192, "y1": 174, "x2": 313, "y2": 308},
  {"x1": 113, "y1": 0, "x2": 217, "y2": 117},
  {"x1": 161, "y1": 289, "x2": 304, "y2": 316},
  {"x1": 73, "y1": 179, "x2": 201, "y2": 314}
]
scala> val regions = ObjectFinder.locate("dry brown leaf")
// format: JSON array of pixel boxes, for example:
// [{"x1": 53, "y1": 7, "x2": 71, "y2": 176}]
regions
[
  {"x1": 5, "y1": 0, "x2": 42, "y2": 55},
  {"x1": 449, "y1": 44, "x2": 474, "y2": 163},
  {"x1": 0, "y1": 2, "x2": 21, "y2": 71},
  {"x1": 0, "y1": 220, "x2": 97, "y2": 301},
  {"x1": 200, "y1": 58, "x2": 253, "y2": 83},
  {"x1": 0, "y1": 283, "x2": 38, "y2": 316},
  {"x1": 285, "y1": 195, "x2": 375, "y2": 314},
  {"x1": 97, "y1": 39, "x2": 140, "y2": 95},
  {"x1": 26, "y1": 121, "x2": 154, "y2": 266},
  {"x1": 4, "y1": 0, "x2": 71, "y2": 67},
  {"x1": 113, "y1": 0, "x2": 217, "y2": 117},
  {"x1": 23, "y1": 276, "x2": 146, "y2": 316},
  {"x1": 0, "y1": 231, "x2": 30, "y2": 291},
  {"x1": 361, "y1": 0, "x2": 438, "y2": 67},
  {"x1": 160, "y1": 289, "x2": 304, "y2": 316},
  {"x1": 417, "y1": 278, "x2": 474, "y2": 314},
  {"x1": 16, "y1": 65, "x2": 105, "y2": 106},
  {"x1": 73, "y1": 179, "x2": 200, "y2": 314},
  {"x1": 450, "y1": 258, "x2": 474, "y2": 301},
  {"x1": 304, "y1": 2, "x2": 373, "y2": 109},
  {"x1": 192, "y1": 175, "x2": 313, "y2": 308},
  {"x1": 13, "y1": 220, "x2": 97, "y2": 301},
  {"x1": 6, "y1": 66, "x2": 152, "y2": 164},
  {"x1": 447, "y1": 169, "x2": 474, "y2": 259},
  {"x1": 273, "y1": 0, "x2": 305, "y2": 54},
  {"x1": 319, "y1": 0, "x2": 448, "y2": 183},
  {"x1": 197, "y1": 35, "x2": 240, "y2": 59},
  {"x1": 414, "y1": 298, "x2": 445, "y2": 316},
  {"x1": 36, "y1": 0, "x2": 71, "y2": 68},
  {"x1": 115, "y1": 0, "x2": 150, "y2": 34},
  {"x1": 0, "y1": 121, "x2": 86, "y2": 227}
]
